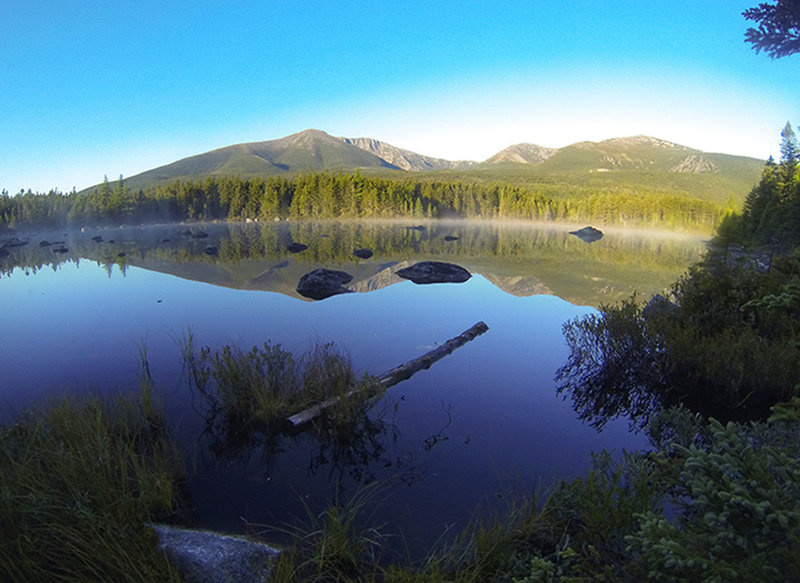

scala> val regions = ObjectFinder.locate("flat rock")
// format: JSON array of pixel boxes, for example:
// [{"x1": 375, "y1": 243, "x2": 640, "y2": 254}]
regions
[
  {"x1": 353, "y1": 248, "x2": 373, "y2": 259},
  {"x1": 151, "y1": 524, "x2": 279, "y2": 583},
  {"x1": 395, "y1": 261, "x2": 471, "y2": 284},
  {"x1": 569, "y1": 226, "x2": 604, "y2": 243},
  {"x1": 286, "y1": 242, "x2": 308, "y2": 253},
  {"x1": 296, "y1": 267, "x2": 354, "y2": 300}
]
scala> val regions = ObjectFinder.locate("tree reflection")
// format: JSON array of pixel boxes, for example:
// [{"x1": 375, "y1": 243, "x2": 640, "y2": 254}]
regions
[{"x1": 555, "y1": 297, "x2": 668, "y2": 430}]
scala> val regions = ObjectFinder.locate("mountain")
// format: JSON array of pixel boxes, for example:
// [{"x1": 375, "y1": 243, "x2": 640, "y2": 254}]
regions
[
  {"x1": 535, "y1": 135, "x2": 758, "y2": 175},
  {"x1": 342, "y1": 136, "x2": 477, "y2": 171},
  {"x1": 118, "y1": 129, "x2": 401, "y2": 191},
  {"x1": 485, "y1": 143, "x2": 559, "y2": 165},
  {"x1": 93, "y1": 129, "x2": 765, "y2": 204}
]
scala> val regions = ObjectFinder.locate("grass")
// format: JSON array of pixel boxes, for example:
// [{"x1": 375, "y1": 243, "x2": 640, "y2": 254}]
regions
[
  {"x1": 182, "y1": 333, "x2": 385, "y2": 454},
  {"x1": 0, "y1": 384, "x2": 186, "y2": 582}
]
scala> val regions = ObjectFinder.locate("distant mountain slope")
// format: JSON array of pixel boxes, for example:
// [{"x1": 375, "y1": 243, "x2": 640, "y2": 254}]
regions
[
  {"x1": 343, "y1": 136, "x2": 477, "y2": 171},
  {"x1": 535, "y1": 135, "x2": 761, "y2": 176},
  {"x1": 89, "y1": 129, "x2": 765, "y2": 205},
  {"x1": 485, "y1": 143, "x2": 559, "y2": 165},
  {"x1": 119, "y1": 129, "x2": 401, "y2": 191}
]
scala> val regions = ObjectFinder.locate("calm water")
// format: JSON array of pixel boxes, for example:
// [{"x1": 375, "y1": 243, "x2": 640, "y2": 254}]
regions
[{"x1": 1, "y1": 220, "x2": 706, "y2": 554}]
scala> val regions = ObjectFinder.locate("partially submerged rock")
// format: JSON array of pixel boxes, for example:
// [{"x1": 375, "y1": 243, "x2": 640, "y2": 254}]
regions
[
  {"x1": 151, "y1": 524, "x2": 279, "y2": 583},
  {"x1": 569, "y1": 226, "x2": 604, "y2": 243},
  {"x1": 353, "y1": 248, "x2": 373, "y2": 259},
  {"x1": 286, "y1": 242, "x2": 308, "y2": 253},
  {"x1": 296, "y1": 268, "x2": 354, "y2": 300},
  {"x1": 395, "y1": 261, "x2": 471, "y2": 284},
  {"x1": 2, "y1": 236, "x2": 28, "y2": 248}
]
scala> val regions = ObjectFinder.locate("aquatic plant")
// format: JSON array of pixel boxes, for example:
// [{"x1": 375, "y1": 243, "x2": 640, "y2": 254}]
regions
[
  {"x1": 182, "y1": 334, "x2": 385, "y2": 455},
  {"x1": 0, "y1": 388, "x2": 185, "y2": 582}
]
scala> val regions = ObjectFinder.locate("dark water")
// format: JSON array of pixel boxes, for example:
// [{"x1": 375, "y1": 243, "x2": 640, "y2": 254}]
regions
[{"x1": 0, "y1": 220, "x2": 706, "y2": 555}]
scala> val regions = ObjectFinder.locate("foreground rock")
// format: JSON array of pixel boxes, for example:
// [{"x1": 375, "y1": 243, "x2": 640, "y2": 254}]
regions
[
  {"x1": 286, "y1": 242, "x2": 308, "y2": 253},
  {"x1": 353, "y1": 248, "x2": 373, "y2": 259},
  {"x1": 152, "y1": 524, "x2": 279, "y2": 583},
  {"x1": 296, "y1": 268, "x2": 354, "y2": 300},
  {"x1": 395, "y1": 261, "x2": 471, "y2": 284},
  {"x1": 569, "y1": 226, "x2": 604, "y2": 243}
]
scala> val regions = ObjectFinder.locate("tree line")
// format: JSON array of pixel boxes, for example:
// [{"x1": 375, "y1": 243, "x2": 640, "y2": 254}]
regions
[{"x1": 2, "y1": 171, "x2": 729, "y2": 232}]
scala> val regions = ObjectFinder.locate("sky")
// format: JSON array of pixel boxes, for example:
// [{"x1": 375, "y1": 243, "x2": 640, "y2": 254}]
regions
[{"x1": 2, "y1": 1, "x2": 799, "y2": 194}]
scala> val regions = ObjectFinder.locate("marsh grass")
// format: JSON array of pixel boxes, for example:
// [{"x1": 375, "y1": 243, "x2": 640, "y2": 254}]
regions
[
  {"x1": 182, "y1": 334, "x2": 385, "y2": 452},
  {"x1": 259, "y1": 482, "x2": 562, "y2": 583},
  {"x1": 0, "y1": 387, "x2": 185, "y2": 582}
]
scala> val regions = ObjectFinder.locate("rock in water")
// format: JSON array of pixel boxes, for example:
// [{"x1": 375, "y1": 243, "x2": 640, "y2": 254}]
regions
[
  {"x1": 286, "y1": 242, "x2": 308, "y2": 253},
  {"x1": 296, "y1": 268, "x2": 354, "y2": 300},
  {"x1": 395, "y1": 261, "x2": 472, "y2": 284},
  {"x1": 151, "y1": 524, "x2": 279, "y2": 583},
  {"x1": 569, "y1": 226, "x2": 604, "y2": 243},
  {"x1": 353, "y1": 248, "x2": 373, "y2": 259}
]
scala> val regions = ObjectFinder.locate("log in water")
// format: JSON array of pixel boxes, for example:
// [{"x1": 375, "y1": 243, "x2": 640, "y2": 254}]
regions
[{"x1": 286, "y1": 321, "x2": 490, "y2": 428}]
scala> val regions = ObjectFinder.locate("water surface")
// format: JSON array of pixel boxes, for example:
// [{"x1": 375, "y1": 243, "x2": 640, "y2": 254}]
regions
[{"x1": 0, "y1": 220, "x2": 706, "y2": 554}]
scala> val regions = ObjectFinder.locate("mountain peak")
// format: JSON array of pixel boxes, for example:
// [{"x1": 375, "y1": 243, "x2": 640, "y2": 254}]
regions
[{"x1": 484, "y1": 143, "x2": 558, "y2": 165}]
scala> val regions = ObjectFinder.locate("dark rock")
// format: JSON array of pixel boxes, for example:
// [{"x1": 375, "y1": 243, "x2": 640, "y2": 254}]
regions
[
  {"x1": 3, "y1": 237, "x2": 28, "y2": 248},
  {"x1": 296, "y1": 268, "x2": 354, "y2": 300},
  {"x1": 569, "y1": 226, "x2": 604, "y2": 243},
  {"x1": 287, "y1": 242, "x2": 308, "y2": 253},
  {"x1": 444, "y1": 235, "x2": 459, "y2": 241},
  {"x1": 162, "y1": 238, "x2": 171, "y2": 243},
  {"x1": 117, "y1": 252, "x2": 126, "y2": 258},
  {"x1": 353, "y1": 248, "x2": 373, "y2": 259},
  {"x1": 91, "y1": 235, "x2": 104, "y2": 242},
  {"x1": 204, "y1": 246, "x2": 219, "y2": 256},
  {"x1": 406, "y1": 225, "x2": 426, "y2": 231},
  {"x1": 52, "y1": 246, "x2": 69, "y2": 254},
  {"x1": 152, "y1": 524, "x2": 279, "y2": 583},
  {"x1": 396, "y1": 261, "x2": 472, "y2": 284},
  {"x1": 39, "y1": 240, "x2": 52, "y2": 247}
]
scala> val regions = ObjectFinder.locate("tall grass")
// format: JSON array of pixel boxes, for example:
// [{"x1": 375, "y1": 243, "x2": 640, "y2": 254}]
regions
[
  {"x1": 182, "y1": 334, "x2": 384, "y2": 449},
  {"x1": 0, "y1": 388, "x2": 185, "y2": 582}
]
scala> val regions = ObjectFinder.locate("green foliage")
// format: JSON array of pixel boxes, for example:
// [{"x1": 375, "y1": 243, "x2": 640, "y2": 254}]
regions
[
  {"x1": 183, "y1": 335, "x2": 384, "y2": 455},
  {"x1": 627, "y1": 419, "x2": 800, "y2": 582},
  {"x1": 556, "y1": 297, "x2": 667, "y2": 429},
  {"x1": 744, "y1": 1, "x2": 800, "y2": 59},
  {"x1": 0, "y1": 391, "x2": 184, "y2": 582},
  {"x1": 2, "y1": 170, "x2": 734, "y2": 233}
]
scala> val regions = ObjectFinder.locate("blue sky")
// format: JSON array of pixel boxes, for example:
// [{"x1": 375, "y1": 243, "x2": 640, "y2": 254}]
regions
[{"x1": 2, "y1": 1, "x2": 798, "y2": 193}]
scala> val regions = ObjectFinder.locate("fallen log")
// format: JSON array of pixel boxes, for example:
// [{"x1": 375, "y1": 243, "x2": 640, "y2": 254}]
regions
[{"x1": 286, "y1": 321, "x2": 489, "y2": 428}]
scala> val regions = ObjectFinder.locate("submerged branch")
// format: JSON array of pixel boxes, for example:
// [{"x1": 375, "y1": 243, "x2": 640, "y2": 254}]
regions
[{"x1": 286, "y1": 321, "x2": 489, "y2": 428}]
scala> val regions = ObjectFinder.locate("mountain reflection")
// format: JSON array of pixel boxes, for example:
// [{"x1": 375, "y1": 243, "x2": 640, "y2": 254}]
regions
[{"x1": 0, "y1": 220, "x2": 706, "y2": 306}]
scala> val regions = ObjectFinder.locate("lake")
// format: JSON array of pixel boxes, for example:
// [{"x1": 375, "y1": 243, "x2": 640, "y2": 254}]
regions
[{"x1": 0, "y1": 219, "x2": 706, "y2": 556}]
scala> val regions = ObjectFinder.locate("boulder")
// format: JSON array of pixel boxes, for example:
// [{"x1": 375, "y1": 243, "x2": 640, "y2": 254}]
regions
[
  {"x1": 286, "y1": 242, "x2": 308, "y2": 253},
  {"x1": 569, "y1": 226, "x2": 604, "y2": 243},
  {"x1": 443, "y1": 235, "x2": 459, "y2": 241},
  {"x1": 296, "y1": 268, "x2": 354, "y2": 300},
  {"x1": 2, "y1": 237, "x2": 28, "y2": 248},
  {"x1": 151, "y1": 524, "x2": 279, "y2": 583},
  {"x1": 353, "y1": 248, "x2": 373, "y2": 259},
  {"x1": 395, "y1": 261, "x2": 472, "y2": 284}
]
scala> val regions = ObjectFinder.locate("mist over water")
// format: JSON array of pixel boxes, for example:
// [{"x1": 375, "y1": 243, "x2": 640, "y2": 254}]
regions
[{"x1": 0, "y1": 220, "x2": 705, "y2": 554}]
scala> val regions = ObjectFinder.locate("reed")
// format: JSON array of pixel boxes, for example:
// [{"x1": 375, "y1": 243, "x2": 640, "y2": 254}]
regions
[{"x1": 0, "y1": 388, "x2": 185, "y2": 582}]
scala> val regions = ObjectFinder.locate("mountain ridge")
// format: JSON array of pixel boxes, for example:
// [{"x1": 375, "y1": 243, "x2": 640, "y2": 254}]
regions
[{"x1": 94, "y1": 129, "x2": 765, "y2": 203}]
